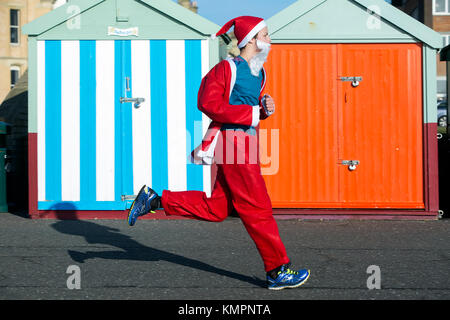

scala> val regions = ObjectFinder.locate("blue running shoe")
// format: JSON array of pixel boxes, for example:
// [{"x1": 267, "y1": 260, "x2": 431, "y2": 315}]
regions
[
  {"x1": 127, "y1": 185, "x2": 160, "y2": 226},
  {"x1": 267, "y1": 264, "x2": 310, "y2": 290}
]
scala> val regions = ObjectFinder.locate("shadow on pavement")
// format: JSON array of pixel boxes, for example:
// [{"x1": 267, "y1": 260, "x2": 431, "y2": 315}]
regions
[{"x1": 50, "y1": 207, "x2": 266, "y2": 288}]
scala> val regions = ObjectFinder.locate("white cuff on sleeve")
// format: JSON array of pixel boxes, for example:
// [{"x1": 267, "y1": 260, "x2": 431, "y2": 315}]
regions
[{"x1": 251, "y1": 105, "x2": 260, "y2": 127}]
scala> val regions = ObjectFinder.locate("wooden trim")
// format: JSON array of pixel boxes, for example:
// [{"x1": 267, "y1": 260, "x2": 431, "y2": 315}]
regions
[
  {"x1": 28, "y1": 133, "x2": 38, "y2": 218},
  {"x1": 31, "y1": 208, "x2": 437, "y2": 220},
  {"x1": 423, "y1": 122, "x2": 440, "y2": 213}
]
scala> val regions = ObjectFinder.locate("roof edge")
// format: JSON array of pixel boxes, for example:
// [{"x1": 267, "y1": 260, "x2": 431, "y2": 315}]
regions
[
  {"x1": 23, "y1": 0, "x2": 220, "y2": 38},
  {"x1": 354, "y1": 0, "x2": 442, "y2": 49},
  {"x1": 267, "y1": 0, "x2": 326, "y2": 36},
  {"x1": 136, "y1": 0, "x2": 220, "y2": 35},
  {"x1": 22, "y1": 0, "x2": 105, "y2": 36},
  {"x1": 267, "y1": 0, "x2": 442, "y2": 50}
]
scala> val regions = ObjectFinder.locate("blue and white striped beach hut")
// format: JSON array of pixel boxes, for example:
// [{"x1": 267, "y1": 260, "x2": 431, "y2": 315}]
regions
[{"x1": 23, "y1": 0, "x2": 221, "y2": 218}]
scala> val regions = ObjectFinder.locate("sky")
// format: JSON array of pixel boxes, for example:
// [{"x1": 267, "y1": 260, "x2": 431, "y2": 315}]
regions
[
  {"x1": 174, "y1": 0, "x2": 393, "y2": 26},
  {"x1": 174, "y1": 0, "x2": 298, "y2": 26}
]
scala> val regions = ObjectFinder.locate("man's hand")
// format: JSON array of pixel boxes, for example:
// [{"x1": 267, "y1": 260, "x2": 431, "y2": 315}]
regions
[
  {"x1": 261, "y1": 94, "x2": 275, "y2": 117},
  {"x1": 265, "y1": 95, "x2": 275, "y2": 114}
]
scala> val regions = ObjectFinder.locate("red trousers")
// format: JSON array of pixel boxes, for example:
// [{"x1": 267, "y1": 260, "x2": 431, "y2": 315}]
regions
[{"x1": 161, "y1": 131, "x2": 290, "y2": 272}]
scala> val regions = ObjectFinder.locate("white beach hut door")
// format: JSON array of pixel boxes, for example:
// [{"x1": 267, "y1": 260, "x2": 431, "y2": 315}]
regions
[{"x1": 36, "y1": 39, "x2": 209, "y2": 211}]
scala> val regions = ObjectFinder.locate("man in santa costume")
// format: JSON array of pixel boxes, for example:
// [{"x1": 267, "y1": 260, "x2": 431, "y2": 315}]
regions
[{"x1": 127, "y1": 16, "x2": 310, "y2": 290}]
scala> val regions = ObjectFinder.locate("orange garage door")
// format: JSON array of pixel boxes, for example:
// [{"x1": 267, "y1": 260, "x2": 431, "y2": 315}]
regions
[{"x1": 260, "y1": 43, "x2": 424, "y2": 209}]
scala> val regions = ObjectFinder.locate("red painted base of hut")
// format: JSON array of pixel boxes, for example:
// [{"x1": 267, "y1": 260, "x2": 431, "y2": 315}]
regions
[{"x1": 27, "y1": 123, "x2": 440, "y2": 221}]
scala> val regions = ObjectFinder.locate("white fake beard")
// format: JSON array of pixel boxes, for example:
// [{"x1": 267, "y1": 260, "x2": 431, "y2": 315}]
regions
[{"x1": 249, "y1": 40, "x2": 271, "y2": 77}]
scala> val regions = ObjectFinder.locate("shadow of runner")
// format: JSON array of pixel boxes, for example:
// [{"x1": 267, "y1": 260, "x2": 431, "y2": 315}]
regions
[{"x1": 51, "y1": 218, "x2": 266, "y2": 288}]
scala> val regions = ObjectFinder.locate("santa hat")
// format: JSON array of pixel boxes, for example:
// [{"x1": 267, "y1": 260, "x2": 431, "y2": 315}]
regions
[{"x1": 211, "y1": 16, "x2": 266, "y2": 49}]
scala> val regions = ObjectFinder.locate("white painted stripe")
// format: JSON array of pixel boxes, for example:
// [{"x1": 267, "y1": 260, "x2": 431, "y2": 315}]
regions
[
  {"x1": 131, "y1": 40, "x2": 152, "y2": 194},
  {"x1": 60, "y1": 41, "x2": 81, "y2": 201},
  {"x1": 37, "y1": 41, "x2": 46, "y2": 201},
  {"x1": 201, "y1": 39, "x2": 211, "y2": 197},
  {"x1": 166, "y1": 40, "x2": 187, "y2": 191},
  {"x1": 95, "y1": 40, "x2": 115, "y2": 201}
]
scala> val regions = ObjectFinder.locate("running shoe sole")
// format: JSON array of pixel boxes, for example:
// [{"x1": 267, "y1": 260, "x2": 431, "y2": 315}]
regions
[
  {"x1": 268, "y1": 270, "x2": 310, "y2": 291},
  {"x1": 127, "y1": 185, "x2": 146, "y2": 226}
]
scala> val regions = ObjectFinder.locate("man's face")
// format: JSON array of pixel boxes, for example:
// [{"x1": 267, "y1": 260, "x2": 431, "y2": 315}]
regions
[
  {"x1": 247, "y1": 26, "x2": 271, "y2": 76},
  {"x1": 256, "y1": 27, "x2": 271, "y2": 44}
]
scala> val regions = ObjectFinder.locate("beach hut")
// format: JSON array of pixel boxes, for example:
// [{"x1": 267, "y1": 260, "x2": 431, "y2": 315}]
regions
[
  {"x1": 22, "y1": 0, "x2": 220, "y2": 218},
  {"x1": 262, "y1": 0, "x2": 442, "y2": 219}
]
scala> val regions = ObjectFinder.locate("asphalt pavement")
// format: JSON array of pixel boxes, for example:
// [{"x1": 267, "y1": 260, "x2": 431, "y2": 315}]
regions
[{"x1": 0, "y1": 213, "x2": 449, "y2": 300}]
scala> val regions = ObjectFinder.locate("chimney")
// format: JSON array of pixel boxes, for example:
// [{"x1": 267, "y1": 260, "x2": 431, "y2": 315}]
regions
[{"x1": 177, "y1": 0, "x2": 198, "y2": 14}]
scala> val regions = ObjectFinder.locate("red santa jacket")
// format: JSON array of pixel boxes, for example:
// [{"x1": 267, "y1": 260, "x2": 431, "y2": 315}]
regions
[{"x1": 190, "y1": 57, "x2": 268, "y2": 165}]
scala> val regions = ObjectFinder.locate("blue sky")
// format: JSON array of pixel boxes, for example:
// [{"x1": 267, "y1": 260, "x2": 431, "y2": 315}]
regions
[
  {"x1": 173, "y1": 0, "x2": 393, "y2": 26},
  {"x1": 174, "y1": 0, "x2": 298, "y2": 26}
]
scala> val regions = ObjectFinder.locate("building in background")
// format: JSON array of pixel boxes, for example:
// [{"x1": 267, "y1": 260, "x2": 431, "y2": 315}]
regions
[
  {"x1": 52, "y1": 0, "x2": 67, "y2": 8},
  {"x1": 0, "y1": 0, "x2": 64, "y2": 211},
  {"x1": 391, "y1": 0, "x2": 450, "y2": 100},
  {"x1": 0, "y1": 0, "x2": 57, "y2": 104},
  {"x1": 177, "y1": 0, "x2": 197, "y2": 13}
]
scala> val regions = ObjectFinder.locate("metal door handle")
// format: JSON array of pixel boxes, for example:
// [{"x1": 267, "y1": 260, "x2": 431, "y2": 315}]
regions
[
  {"x1": 120, "y1": 97, "x2": 145, "y2": 108},
  {"x1": 341, "y1": 160, "x2": 360, "y2": 171},
  {"x1": 340, "y1": 76, "x2": 362, "y2": 87}
]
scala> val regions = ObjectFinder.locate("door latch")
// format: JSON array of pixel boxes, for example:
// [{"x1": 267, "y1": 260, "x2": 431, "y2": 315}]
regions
[
  {"x1": 121, "y1": 195, "x2": 136, "y2": 201},
  {"x1": 126, "y1": 77, "x2": 131, "y2": 92},
  {"x1": 341, "y1": 160, "x2": 360, "y2": 171},
  {"x1": 120, "y1": 97, "x2": 145, "y2": 108},
  {"x1": 340, "y1": 76, "x2": 362, "y2": 87}
]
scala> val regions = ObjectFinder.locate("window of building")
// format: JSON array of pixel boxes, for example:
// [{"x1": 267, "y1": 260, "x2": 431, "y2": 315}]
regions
[
  {"x1": 434, "y1": 0, "x2": 450, "y2": 15},
  {"x1": 10, "y1": 66, "x2": 20, "y2": 89},
  {"x1": 437, "y1": 76, "x2": 447, "y2": 100},
  {"x1": 442, "y1": 34, "x2": 450, "y2": 47},
  {"x1": 10, "y1": 9, "x2": 20, "y2": 44},
  {"x1": 411, "y1": 6, "x2": 419, "y2": 20}
]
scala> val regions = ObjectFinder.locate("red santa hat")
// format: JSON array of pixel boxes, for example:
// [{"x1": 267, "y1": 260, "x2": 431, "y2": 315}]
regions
[{"x1": 211, "y1": 16, "x2": 266, "y2": 49}]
